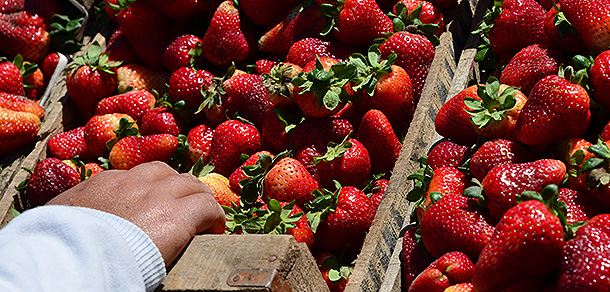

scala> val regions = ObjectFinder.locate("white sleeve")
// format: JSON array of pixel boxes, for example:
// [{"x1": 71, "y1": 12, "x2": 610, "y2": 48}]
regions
[{"x1": 0, "y1": 205, "x2": 166, "y2": 292}]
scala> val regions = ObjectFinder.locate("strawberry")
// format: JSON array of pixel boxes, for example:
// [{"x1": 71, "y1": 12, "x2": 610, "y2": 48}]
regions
[
  {"x1": 109, "y1": 133, "x2": 179, "y2": 170},
  {"x1": 558, "y1": 187, "x2": 601, "y2": 224},
  {"x1": 469, "y1": 138, "x2": 534, "y2": 182},
  {"x1": 264, "y1": 157, "x2": 320, "y2": 208},
  {"x1": 314, "y1": 250, "x2": 351, "y2": 292},
  {"x1": 254, "y1": 59, "x2": 277, "y2": 75},
  {"x1": 560, "y1": 137, "x2": 596, "y2": 196},
  {"x1": 228, "y1": 150, "x2": 275, "y2": 194},
  {"x1": 474, "y1": 159, "x2": 567, "y2": 221},
  {"x1": 104, "y1": 0, "x2": 120, "y2": 22},
  {"x1": 408, "y1": 251, "x2": 475, "y2": 292},
  {"x1": 0, "y1": 56, "x2": 24, "y2": 95},
  {"x1": 356, "y1": 109, "x2": 402, "y2": 175},
  {"x1": 472, "y1": 195, "x2": 565, "y2": 292},
  {"x1": 321, "y1": 0, "x2": 393, "y2": 47},
  {"x1": 23, "y1": 63, "x2": 44, "y2": 100},
  {"x1": 292, "y1": 117, "x2": 354, "y2": 150},
  {"x1": 515, "y1": 75, "x2": 591, "y2": 146},
  {"x1": 379, "y1": 31, "x2": 435, "y2": 101},
  {"x1": 294, "y1": 143, "x2": 325, "y2": 181},
  {"x1": 434, "y1": 87, "x2": 479, "y2": 146},
  {"x1": 24, "y1": 157, "x2": 80, "y2": 207},
  {"x1": 47, "y1": 126, "x2": 94, "y2": 162},
  {"x1": 189, "y1": 160, "x2": 240, "y2": 206},
  {"x1": 544, "y1": 3, "x2": 587, "y2": 56},
  {"x1": 351, "y1": 45, "x2": 415, "y2": 133},
  {"x1": 463, "y1": 78, "x2": 527, "y2": 141},
  {"x1": 0, "y1": 93, "x2": 44, "y2": 156},
  {"x1": 105, "y1": 28, "x2": 141, "y2": 64},
  {"x1": 409, "y1": 164, "x2": 470, "y2": 221},
  {"x1": 223, "y1": 73, "x2": 274, "y2": 129},
  {"x1": 368, "y1": 178, "x2": 388, "y2": 210},
  {"x1": 557, "y1": 214, "x2": 610, "y2": 291},
  {"x1": 201, "y1": 0, "x2": 256, "y2": 66},
  {"x1": 285, "y1": 37, "x2": 357, "y2": 68},
  {"x1": 162, "y1": 34, "x2": 203, "y2": 73},
  {"x1": 0, "y1": 11, "x2": 50, "y2": 63},
  {"x1": 590, "y1": 50, "x2": 610, "y2": 112},
  {"x1": 94, "y1": 90, "x2": 156, "y2": 122},
  {"x1": 260, "y1": 110, "x2": 293, "y2": 153},
  {"x1": 315, "y1": 137, "x2": 371, "y2": 190},
  {"x1": 401, "y1": 225, "x2": 434, "y2": 289},
  {"x1": 116, "y1": 63, "x2": 171, "y2": 96},
  {"x1": 419, "y1": 193, "x2": 495, "y2": 261},
  {"x1": 292, "y1": 57, "x2": 356, "y2": 118},
  {"x1": 573, "y1": 138, "x2": 610, "y2": 209},
  {"x1": 240, "y1": 0, "x2": 302, "y2": 26},
  {"x1": 262, "y1": 62, "x2": 302, "y2": 108},
  {"x1": 139, "y1": 106, "x2": 186, "y2": 136},
  {"x1": 169, "y1": 66, "x2": 214, "y2": 110},
  {"x1": 307, "y1": 185, "x2": 375, "y2": 253},
  {"x1": 561, "y1": 0, "x2": 610, "y2": 54},
  {"x1": 116, "y1": 0, "x2": 170, "y2": 69},
  {"x1": 1, "y1": 0, "x2": 63, "y2": 24},
  {"x1": 499, "y1": 44, "x2": 564, "y2": 95},
  {"x1": 185, "y1": 124, "x2": 214, "y2": 168},
  {"x1": 40, "y1": 51, "x2": 60, "y2": 83},
  {"x1": 259, "y1": 200, "x2": 315, "y2": 249},
  {"x1": 426, "y1": 141, "x2": 470, "y2": 170},
  {"x1": 257, "y1": 3, "x2": 329, "y2": 54},
  {"x1": 392, "y1": 0, "x2": 445, "y2": 37},
  {"x1": 83, "y1": 113, "x2": 138, "y2": 158},
  {"x1": 65, "y1": 41, "x2": 121, "y2": 119},
  {"x1": 210, "y1": 119, "x2": 262, "y2": 177}
]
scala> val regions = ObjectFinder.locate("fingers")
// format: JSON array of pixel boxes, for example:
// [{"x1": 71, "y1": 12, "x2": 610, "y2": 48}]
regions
[
  {"x1": 152, "y1": 172, "x2": 211, "y2": 199},
  {"x1": 177, "y1": 192, "x2": 226, "y2": 235},
  {"x1": 128, "y1": 161, "x2": 179, "y2": 182}
]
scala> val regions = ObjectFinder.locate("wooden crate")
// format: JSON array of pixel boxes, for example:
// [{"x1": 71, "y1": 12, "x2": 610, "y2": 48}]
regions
[{"x1": 0, "y1": 0, "x2": 491, "y2": 290}]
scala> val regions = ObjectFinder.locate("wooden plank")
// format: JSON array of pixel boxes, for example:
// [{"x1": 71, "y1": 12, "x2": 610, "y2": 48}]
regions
[{"x1": 159, "y1": 234, "x2": 329, "y2": 292}]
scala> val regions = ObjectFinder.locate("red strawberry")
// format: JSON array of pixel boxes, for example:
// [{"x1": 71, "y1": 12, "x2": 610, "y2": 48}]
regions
[
  {"x1": 402, "y1": 225, "x2": 434, "y2": 289},
  {"x1": 558, "y1": 214, "x2": 610, "y2": 291},
  {"x1": 499, "y1": 44, "x2": 564, "y2": 95},
  {"x1": 426, "y1": 140, "x2": 470, "y2": 170},
  {"x1": 316, "y1": 138, "x2": 371, "y2": 190},
  {"x1": 262, "y1": 62, "x2": 302, "y2": 108},
  {"x1": 308, "y1": 185, "x2": 375, "y2": 253},
  {"x1": 561, "y1": 0, "x2": 610, "y2": 54},
  {"x1": 104, "y1": 0, "x2": 120, "y2": 22},
  {"x1": 66, "y1": 41, "x2": 121, "y2": 119},
  {"x1": 260, "y1": 110, "x2": 292, "y2": 153},
  {"x1": 254, "y1": 59, "x2": 277, "y2": 75},
  {"x1": 139, "y1": 106, "x2": 186, "y2": 136},
  {"x1": 472, "y1": 198, "x2": 565, "y2": 292},
  {"x1": 469, "y1": 138, "x2": 534, "y2": 182},
  {"x1": 228, "y1": 150, "x2": 275, "y2": 194},
  {"x1": 292, "y1": 117, "x2": 354, "y2": 150},
  {"x1": 544, "y1": 3, "x2": 587, "y2": 56},
  {"x1": 323, "y1": 0, "x2": 393, "y2": 47},
  {"x1": 558, "y1": 187, "x2": 602, "y2": 224},
  {"x1": 259, "y1": 200, "x2": 315, "y2": 249},
  {"x1": 264, "y1": 157, "x2": 320, "y2": 208},
  {"x1": 379, "y1": 31, "x2": 435, "y2": 101},
  {"x1": 257, "y1": 3, "x2": 329, "y2": 54},
  {"x1": 0, "y1": 56, "x2": 24, "y2": 95},
  {"x1": 419, "y1": 193, "x2": 495, "y2": 261},
  {"x1": 210, "y1": 119, "x2": 262, "y2": 177},
  {"x1": 223, "y1": 73, "x2": 274, "y2": 129},
  {"x1": 116, "y1": 63, "x2": 171, "y2": 96},
  {"x1": 83, "y1": 113, "x2": 138, "y2": 158},
  {"x1": 0, "y1": 93, "x2": 44, "y2": 155},
  {"x1": 0, "y1": 11, "x2": 50, "y2": 63},
  {"x1": 201, "y1": 1, "x2": 256, "y2": 66},
  {"x1": 94, "y1": 90, "x2": 156, "y2": 122},
  {"x1": 314, "y1": 250, "x2": 351, "y2": 292},
  {"x1": 408, "y1": 251, "x2": 475, "y2": 292},
  {"x1": 24, "y1": 157, "x2": 80, "y2": 207},
  {"x1": 357, "y1": 109, "x2": 402, "y2": 175},
  {"x1": 560, "y1": 138, "x2": 596, "y2": 196},
  {"x1": 162, "y1": 34, "x2": 203, "y2": 72},
  {"x1": 23, "y1": 64, "x2": 44, "y2": 100},
  {"x1": 185, "y1": 124, "x2": 214, "y2": 168},
  {"x1": 292, "y1": 57, "x2": 355, "y2": 118},
  {"x1": 590, "y1": 50, "x2": 610, "y2": 112},
  {"x1": 105, "y1": 28, "x2": 141, "y2": 64},
  {"x1": 368, "y1": 178, "x2": 388, "y2": 210},
  {"x1": 515, "y1": 75, "x2": 591, "y2": 146},
  {"x1": 47, "y1": 126, "x2": 94, "y2": 162},
  {"x1": 109, "y1": 133, "x2": 179, "y2": 170},
  {"x1": 116, "y1": 0, "x2": 170, "y2": 69},
  {"x1": 40, "y1": 51, "x2": 60, "y2": 83},
  {"x1": 572, "y1": 138, "x2": 610, "y2": 209},
  {"x1": 351, "y1": 46, "x2": 415, "y2": 133},
  {"x1": 169, "y1": 66, "x2": 214, "y2": 110},
  {"x1": 485, "y1": 0, "x2": 549, "y2": 58},
  {"x1": 294, "y1": 143, "x2": 325, "y2": 181},
  {"x1": 393, "y1": 0, "x2": 445, "y2": 37},
  {"x1": 434, "y1": 87, "x2": 479, "y2": 146},
  {"x1": 478, "y1": 159, "x2": 566, "y2": 221},
  {"x1": 240, "y1": 0, "x2": 302, "y2": 26},
  {"x1": 411, "y1": 166, "x2": 470, "y2": 221},
  {"x1": 286, "y1": 37, "x2": 357, "y2": 68}
]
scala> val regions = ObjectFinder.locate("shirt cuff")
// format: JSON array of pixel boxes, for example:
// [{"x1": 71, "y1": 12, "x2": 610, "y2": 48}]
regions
[{"x1": 78, "y1": 207, "x2": 167, "y2": 292}]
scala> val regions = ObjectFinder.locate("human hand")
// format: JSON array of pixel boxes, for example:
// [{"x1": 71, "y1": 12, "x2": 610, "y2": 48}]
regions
[{"x1": 47, "y1": 161, "x2": 225, "y2": 267}]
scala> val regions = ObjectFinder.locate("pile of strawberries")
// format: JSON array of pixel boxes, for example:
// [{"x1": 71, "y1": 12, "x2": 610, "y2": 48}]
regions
[
  {"x1": 403, "y1": 0, "x2": 610, "y2": 291},
  {"x1": 3, "y1": 0, "x2": 458, "y2": 289}
]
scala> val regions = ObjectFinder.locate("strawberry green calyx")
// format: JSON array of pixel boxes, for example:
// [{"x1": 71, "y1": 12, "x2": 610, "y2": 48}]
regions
[
  {"x1": 558, "y1": 55, "x2": 594, "y2": 89},
  {"x1": 582, "y1": 138, "x2": 610, "y2": 188},
  {"x1": 471, "y1": 0, "x2": 502, "y2": 73},
  {"x1": 552, "y1": 3, "x2": 578, "y2": 37},
  {"x1": 67, "y1": 41, "x2": 122, "y2": 74},
  {"x1": 406, "y1": 156, "x2": 434, "y2": 202},
  {"x1": 170, "y1": 134, "x2": 188, "y2": 170},
  {"x1": 188, "y1": 157, "x2": 215, "y2": 178},
  {"x1": 319, "y1": 0, "x2": 346, "y2": 37},
  {"x1": 313, "y1": 133, "x2": 352, "y2": 164},
  {"x1": 349, "y1": 45, "x2": 396, "y2": 97},
  {"x1": 261, "y1": 200, "x2": 303, "y2": 235},
  {"x1": 107, "y1": 0, "x2": 137, "y2": 10},
  {"x1": 10, "y1": 55, "x2": 38, "y2": 80},
  {"x1": 239, "y1": 151, "x2": 291, "y2": 206},
  {"x1": 306, "y1": 180, "x2": 343, "y2": 232},
  {"x1": 262, "y1": 64, "x2": 297, "y2": 100},
  {"x1": 292, "y1": 58, "x2": 357, "y2": 111},
  {"x1": 105, "y1": 117, "x2": 139, "y2": 151},
  {"x1": 463, "y1": 178, "x2": 487, "y2": 209},
  {"x1": 223, "y1": 199, "x2": 302, "y2": 235},
  {"x1": 222, "y1": 200, "x2": 267, "y2": 234},
  {"x1": 70, "y1": 156, "x2": 92, "y2": 181},
  {"x1": 196, "y1": 66, "x2": 235, "y2": 115},
  {"x1": 389, "y1": 2, "x2": 440, "y2": 46},
  {"x1": 50, "y1": 14, "x2": 84, "y2": 54},
  {"x1": 464, "y1": 76, "x2": 518, "y2": 130}
]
